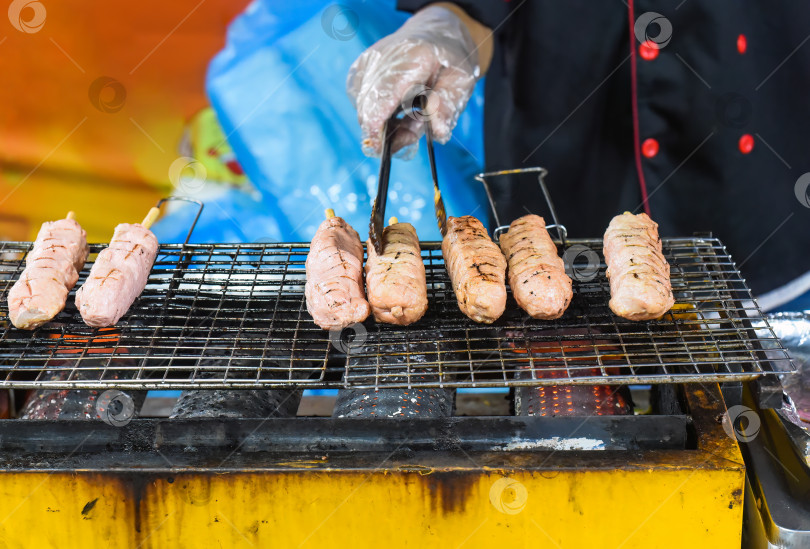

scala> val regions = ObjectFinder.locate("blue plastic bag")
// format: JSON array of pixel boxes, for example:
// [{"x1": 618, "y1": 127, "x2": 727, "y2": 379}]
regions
[{"x1": 152, "y1": 0, "x2": 486, "y2": 244}]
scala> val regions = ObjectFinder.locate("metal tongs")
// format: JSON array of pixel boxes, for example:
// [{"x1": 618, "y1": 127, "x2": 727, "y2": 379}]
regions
[{"x1": 369, "y1": 96, "x2": 447, "y2": 254}]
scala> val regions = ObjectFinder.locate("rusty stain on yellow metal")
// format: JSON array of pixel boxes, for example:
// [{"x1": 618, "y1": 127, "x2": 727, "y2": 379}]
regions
[
  {"x1": 0, "y1": 385, "x2": 745, "y2": 548},
  {"x1": 396, "y1": 464, "x2": 434, "y2": 475}
]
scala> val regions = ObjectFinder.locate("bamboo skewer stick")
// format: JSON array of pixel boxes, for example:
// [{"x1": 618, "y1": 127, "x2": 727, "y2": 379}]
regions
[
  {"x1": 66, "y1": 211, "x2": 76, "y2": 221},
  {"x1": 141, "y1": 207, "x2": 161, "y2": 229},
  {"x1": 325, "y1": 208, "x2": 336, "y2": 219}
]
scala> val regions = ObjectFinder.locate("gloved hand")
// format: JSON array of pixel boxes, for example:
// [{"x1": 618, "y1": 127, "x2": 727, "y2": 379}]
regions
[{"x1": 347, "y1": 5, "x2": 480, "y2": 157}]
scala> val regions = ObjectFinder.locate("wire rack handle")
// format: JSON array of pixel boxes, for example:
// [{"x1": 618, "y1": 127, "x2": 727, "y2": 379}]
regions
[
  {"x1": 155, "y1": 196, "x2": 204, "y2": 246},
  {"x1": 474, "y1": 167, "x2": 568, "y2": 247}
]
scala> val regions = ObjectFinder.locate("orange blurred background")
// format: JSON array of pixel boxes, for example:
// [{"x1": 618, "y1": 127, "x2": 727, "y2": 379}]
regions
[{"x1": 0, "y1": 0, "x2": 247, "y2": 241}]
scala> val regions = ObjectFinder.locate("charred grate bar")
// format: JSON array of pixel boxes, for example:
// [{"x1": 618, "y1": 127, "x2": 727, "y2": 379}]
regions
[{"x1": 0, "y1": 237, "x2": 794, "y2": 390}]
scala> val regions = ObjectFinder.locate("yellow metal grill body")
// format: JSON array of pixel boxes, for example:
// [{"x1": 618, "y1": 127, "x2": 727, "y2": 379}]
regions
[{"x1": 0, "y1": 384, "x2": 745, "y2": 548}]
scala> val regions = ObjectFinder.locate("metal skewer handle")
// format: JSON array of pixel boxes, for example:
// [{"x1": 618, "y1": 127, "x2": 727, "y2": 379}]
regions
[
  {"x1": 474, "y1": 167, "x2": 568, "y2": 247},
  {"x1": 156, "y1": 196, "x2": 204, "y2": 246}
]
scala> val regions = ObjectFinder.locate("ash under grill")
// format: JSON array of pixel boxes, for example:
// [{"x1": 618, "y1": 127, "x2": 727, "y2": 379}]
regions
[{"x1": 0, "y1": 237, "x2": 794, "y2": 390}]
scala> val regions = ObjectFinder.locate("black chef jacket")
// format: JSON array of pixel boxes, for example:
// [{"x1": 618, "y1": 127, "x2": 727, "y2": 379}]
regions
[{"x1": 398, "y1": 0, "x2": 810, "y2": 297}]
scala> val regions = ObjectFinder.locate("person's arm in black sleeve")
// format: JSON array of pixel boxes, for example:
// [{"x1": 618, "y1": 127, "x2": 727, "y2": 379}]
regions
[{"x1": 345, "y1": 3, "x2": 494, "y2": 157}]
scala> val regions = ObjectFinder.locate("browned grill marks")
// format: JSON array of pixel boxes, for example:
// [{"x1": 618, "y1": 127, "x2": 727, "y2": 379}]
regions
[
  {"x1": 499, "y1": 215, "x2": 572, "y2": 320},
  {"x1": 441, "y1": 216, "x2": 506, "y2": 324},
  {"x1": 7, "y1": 218, "x2": 89, "y2": 329},
  {"x1": 364, "y1": 222, "x2": 427, "y2": 325}
]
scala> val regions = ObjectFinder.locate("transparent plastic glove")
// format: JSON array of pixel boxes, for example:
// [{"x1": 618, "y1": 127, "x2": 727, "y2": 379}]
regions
[{"x1": 347, "y1": 5, "x2": 480, "y2": 157}]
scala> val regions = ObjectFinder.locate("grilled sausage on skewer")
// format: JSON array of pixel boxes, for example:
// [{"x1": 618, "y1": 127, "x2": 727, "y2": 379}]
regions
[
  {"x1": 365, "y1": 218, "x2": 427, "y2": 325},
  {"x1": 442, "y1": 215, "x2": 507, "y2": 323},
  {"x1": 603, "y1": 211, "x2": 674, "y2": 321},
  {"x1": 75, "y1": 222, "x2": 159, "y2": 327},
  {"x1": 7, "y1": 214, "x2": 89, "y2": 329},
  {"x1": 305, "y1": 211, "x2": 370, "y2": 330},
  {"x1": 500, "y1": 214, "x2": 572, "y2": 319}
]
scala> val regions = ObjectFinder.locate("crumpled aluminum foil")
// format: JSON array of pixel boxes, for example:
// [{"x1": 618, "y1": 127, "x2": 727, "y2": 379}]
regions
[{"x1": 766, "y1": 312, "x2": 810, "y2": 433}]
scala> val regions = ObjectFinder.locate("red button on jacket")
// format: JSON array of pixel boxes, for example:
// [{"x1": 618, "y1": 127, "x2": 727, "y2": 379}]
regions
[
  {"x1": 737, "y1": 34, "x2": 747, "y2": 54},
  {"x1": 739, "y1": 134, "x2": 754, "y2": 154},
  {"x1": 642, "y1": 138, "x2": 659, "y2": 158},
  {"x1": 639, "y1": 40, "x2": 660, "y2": 61}
]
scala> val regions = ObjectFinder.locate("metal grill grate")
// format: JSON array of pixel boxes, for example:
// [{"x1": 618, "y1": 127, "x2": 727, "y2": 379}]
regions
[{"x1": 0, "y1": 237, "x2": 794, "y2": 390}]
